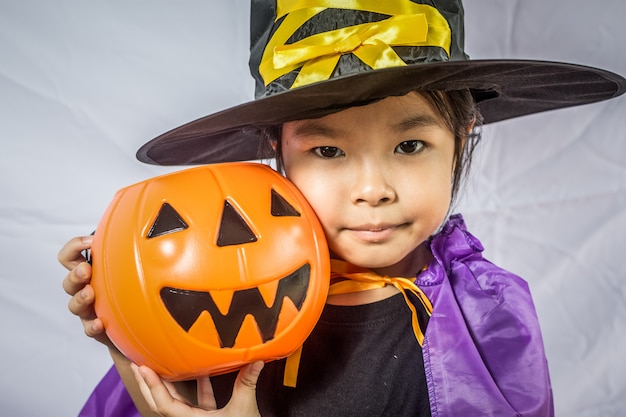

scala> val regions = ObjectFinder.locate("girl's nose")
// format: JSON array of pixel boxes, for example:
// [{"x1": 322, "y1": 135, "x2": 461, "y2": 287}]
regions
[{"x1": 350, "y1": 163, "x2": 396, "y2": 206}]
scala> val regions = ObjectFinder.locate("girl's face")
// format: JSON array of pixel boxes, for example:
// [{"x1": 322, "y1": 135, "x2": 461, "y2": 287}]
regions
[{"x1": 281, "y1": 92, "x2": 456, "y2": 277}]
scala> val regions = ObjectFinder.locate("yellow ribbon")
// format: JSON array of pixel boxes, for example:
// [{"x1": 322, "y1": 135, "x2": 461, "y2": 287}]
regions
[
  {"x1": 328, "y1": 259, "x2": 432, "y2": 345},
  {"x1": 283, "y1": 344, "x2": 304, "y2": 387},
  {"x1": 282, "y1": 259, "x2": 432, "y2": 387},
  {"x1": 260, "y1": 0, "x2": 452, "y2": 89}
]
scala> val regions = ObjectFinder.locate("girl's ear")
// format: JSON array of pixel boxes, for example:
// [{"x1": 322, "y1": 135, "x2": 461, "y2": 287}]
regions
[{"x1": 270, "y1": 139, "x2": 278, "y2": 151}]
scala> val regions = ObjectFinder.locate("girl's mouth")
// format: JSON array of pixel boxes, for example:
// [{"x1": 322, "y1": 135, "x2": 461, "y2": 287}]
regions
[{"x1": 347, "y1": 224, "x2": 403, "y2": 243}]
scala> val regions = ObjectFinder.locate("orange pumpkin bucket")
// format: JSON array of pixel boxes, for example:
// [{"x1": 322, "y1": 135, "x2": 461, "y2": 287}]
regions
[{"x1": 90, "y1": 163, "x2": 330, "y2": 381}]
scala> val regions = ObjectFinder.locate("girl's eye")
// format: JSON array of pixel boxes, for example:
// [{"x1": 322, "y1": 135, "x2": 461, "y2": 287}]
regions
[
  {"x1": 313, "y1": 146, "x2": 344, "y2": 158},
  {"x1": 396, "y1": 140, "x2": 424, "y2": 154}
]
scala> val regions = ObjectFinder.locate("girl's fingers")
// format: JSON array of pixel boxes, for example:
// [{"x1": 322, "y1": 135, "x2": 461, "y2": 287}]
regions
[
  {"x1": 60, "y1": 236, "x2": 93, "y2": 299},
  {"x1": 227, "y1": 361, "x2": 264, "y2": 416},
  {"x1": 62, "y1": 261, "x2": 92, "y2": 296},
  {"x1": 58, "y1": 235, "x2": 93, "y2": 270},
  {"x1": 162, "y1": 379, "x2": 190, "y2": 405},
  {"x1": 131, "y1": 363, "x2": 160, "y2": 413},
  {"x1": 132, "y1": 362, "x2": 264, "y2": 417},
  {"x1": 132, "y1": 364, "x2": 197, "y2": 417},
  {"x1": 236, "y1": 361, "x2": 264, "y2": 391},
  {"x1": 67, "y1": 283, "x2": 95, "y2": 317},
  {"x1": 196, "y1": 376, "x2": 217, "y2": 411},
  {"x1": 65, "y1": 267, "x2": 112, "y2": 345}
]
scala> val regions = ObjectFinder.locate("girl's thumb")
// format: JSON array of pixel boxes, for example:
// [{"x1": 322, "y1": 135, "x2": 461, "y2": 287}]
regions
[{"x1": 228, "y1": 361, "x2": 264, "y2": 416}]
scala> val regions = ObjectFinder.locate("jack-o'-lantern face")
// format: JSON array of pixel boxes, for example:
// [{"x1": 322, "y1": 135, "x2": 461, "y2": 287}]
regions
[{"x1": 91, "y1": 163, "x2": 329, "y2": 381}]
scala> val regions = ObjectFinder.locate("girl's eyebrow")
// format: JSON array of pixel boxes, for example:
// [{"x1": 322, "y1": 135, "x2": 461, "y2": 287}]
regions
[
  {"x1": 394, "y1": 114, "x2": 443, "y2": 132},
  {"x1": 291, "y1": 120, "x2": 342, "y2": 138}
]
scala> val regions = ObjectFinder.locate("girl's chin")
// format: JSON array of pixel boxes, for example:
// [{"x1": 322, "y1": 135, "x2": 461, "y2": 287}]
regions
[
  {"x1": 329, "y1": 242, "x2": 430, "y2": 275},
  {"x1": 329, "y1": 249, "x2": 407, "y2": 271}
]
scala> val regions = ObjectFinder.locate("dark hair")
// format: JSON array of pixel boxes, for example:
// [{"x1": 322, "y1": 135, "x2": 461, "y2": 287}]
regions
[
  {"x1": 258, "y1": 89, "x2": 482, "y2": 205},
  {"x1": 420, "y1": 89, "x2": 483, "y2": 205}
]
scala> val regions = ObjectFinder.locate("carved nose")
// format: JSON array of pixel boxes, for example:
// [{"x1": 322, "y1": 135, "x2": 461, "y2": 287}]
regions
[{"x1": 217, "y1": 201, "x2": 258, "y2": 247}]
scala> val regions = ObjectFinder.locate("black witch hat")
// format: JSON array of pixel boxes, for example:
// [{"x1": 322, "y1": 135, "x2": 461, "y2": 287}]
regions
[{"x1": 137, "y1": 0, "x2": 626, "y2": 166}]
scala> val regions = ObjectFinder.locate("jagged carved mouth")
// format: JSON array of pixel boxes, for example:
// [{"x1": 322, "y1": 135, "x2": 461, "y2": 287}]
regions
[{"x1": 160, "y1": 264, "x2": 310, "y2": 348}]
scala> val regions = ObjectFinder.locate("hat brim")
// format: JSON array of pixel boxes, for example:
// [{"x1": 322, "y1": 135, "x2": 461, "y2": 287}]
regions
[{"x1": 137, "y1": 59, "x2": 626, "y2": 166}]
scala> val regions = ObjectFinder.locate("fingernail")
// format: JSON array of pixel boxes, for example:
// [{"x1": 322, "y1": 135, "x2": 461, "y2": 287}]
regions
[
  {"x1": 77, "y1": 262, "x2": 91, "y2": 280},
  {"x1": 76, "y1": 264, "x2": 85, "y2": 279},
  {"x1": 89, "y1": 321, "x2": 99, "y2": 333},
  {"x1": 81, "y1": 235, "x2": 94, "y2": 245}
]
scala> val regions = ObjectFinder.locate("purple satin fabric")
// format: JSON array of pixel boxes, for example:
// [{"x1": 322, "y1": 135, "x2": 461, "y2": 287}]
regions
[
  {"x1": 78, "y1": 366, "x2": 140, "y2": 417},
  {"x1": 418, "y1": 214, "x2": 553, "y2": 416},
  {"x1": 78, "y1": 214, "x2": 553, "y2": 417}
]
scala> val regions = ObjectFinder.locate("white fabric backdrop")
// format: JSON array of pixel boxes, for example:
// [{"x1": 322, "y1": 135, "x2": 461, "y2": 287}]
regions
[{"x1": 1, "y1": 1, "x2": 624, "y2": 416}]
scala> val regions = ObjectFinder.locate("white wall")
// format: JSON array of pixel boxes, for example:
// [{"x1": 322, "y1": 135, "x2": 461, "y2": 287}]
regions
[{"x1": 1, "y1": 1, "x2": 624, "y2": 416}]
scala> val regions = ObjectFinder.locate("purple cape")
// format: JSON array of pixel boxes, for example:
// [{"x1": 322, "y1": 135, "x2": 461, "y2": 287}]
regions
[
  {"x1": 418, "y1": 215, "x2": 553, "y2": 416},
  {"x1": 78, "y1": 214, "x2": 553, "y2": 417}
]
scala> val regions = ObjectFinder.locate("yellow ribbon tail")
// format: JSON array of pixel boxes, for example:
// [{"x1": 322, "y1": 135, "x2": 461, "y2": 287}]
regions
[
  {"x1": 291, "y1": 55, "x2": 341, "y2": 89},
  {"x1": 397, "y1": 284, "x2": 427, "y2": 345},
  {"x1": 283, "y1": 344, "x2": 304, "y2": 388}
]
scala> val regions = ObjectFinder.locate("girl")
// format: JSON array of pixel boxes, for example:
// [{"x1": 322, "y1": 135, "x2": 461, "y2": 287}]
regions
[{"x1": 59, "y1": 1, "x2": 625, "y2": 416}]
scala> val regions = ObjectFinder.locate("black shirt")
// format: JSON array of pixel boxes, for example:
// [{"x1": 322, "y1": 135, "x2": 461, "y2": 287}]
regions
[{"x1": 211, "y1": 293, "x2": 431, "y2": 416}]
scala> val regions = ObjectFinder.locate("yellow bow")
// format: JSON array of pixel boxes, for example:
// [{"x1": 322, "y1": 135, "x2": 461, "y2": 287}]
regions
[
  {"x1": 328, "y1": 259, "x2": 432, "y2": 345},
  {"x1": 283, "y1": 259, "x2": 432, "y2": 388},
  {"x1": 260, "y1": 0, "x2": 452, "y2": 89}
]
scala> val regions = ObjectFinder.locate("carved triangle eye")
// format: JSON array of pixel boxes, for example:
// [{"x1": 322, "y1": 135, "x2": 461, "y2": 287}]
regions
[
  {"x1": 147, "y1": 203, "x2": 189, "y2": 238},
  {"x1": 217, "y1": 201, "x2": 258, "y2": 247},
  {"x1": 271, "y1": 189, "x2": 300, "y2": 217}
]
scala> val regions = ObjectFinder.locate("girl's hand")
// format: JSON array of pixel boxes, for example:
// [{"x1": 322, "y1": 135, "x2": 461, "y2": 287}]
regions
[
  {"x1": 59, "y1": 235, "x2": 113, "y2": 348},
  {"x1": 132, "y1": 362, "x2": 264, "y2": 417}
]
